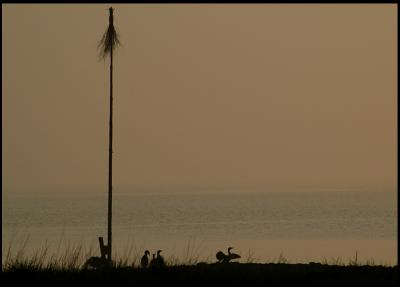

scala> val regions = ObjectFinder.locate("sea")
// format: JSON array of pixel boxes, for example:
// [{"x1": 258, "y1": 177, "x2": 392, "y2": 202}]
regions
[{"x1": 2, "y1": 188, "x2": 397, "y2": 266}]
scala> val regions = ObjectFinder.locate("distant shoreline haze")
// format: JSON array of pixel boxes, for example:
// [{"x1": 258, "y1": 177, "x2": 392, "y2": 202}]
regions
[
  {"x1": 2, "y1": 185, "x2": 397, "y2": 197},
  {"x1": 3, "y1": 190, "x2": 397, "y2": 265}
]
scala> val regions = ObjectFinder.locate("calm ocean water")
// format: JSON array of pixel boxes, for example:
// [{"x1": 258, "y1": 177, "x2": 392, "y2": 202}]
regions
[{"x1": 2, "y1": 189, "x2": 397, "y2": 265}]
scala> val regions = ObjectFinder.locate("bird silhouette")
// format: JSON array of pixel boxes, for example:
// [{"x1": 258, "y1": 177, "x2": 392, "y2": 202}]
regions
[
  {"x1": 216, "y1": 250, "x2": 227, "y2": 263},
  {"x1": 141, "y1": 250, "x2": 150, "y2": 268},
  {"x1": 149, "y1": 253, "x2": 157, "y2": 268},
  {"x1": 156, "y1": 249, "x2": 166, "y2": 268},
  {"x1": 82, "y1": 256, "x2": 108, "y2": 269},
  {"x1": 216, "y1": 247, "x2": 241, "y2": 263},
  {"x1": 227, "y1": 247, "x2": 241, "y2": 261}
]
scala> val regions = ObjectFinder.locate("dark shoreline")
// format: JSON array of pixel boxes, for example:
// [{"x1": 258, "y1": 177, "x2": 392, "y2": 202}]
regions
[{"x1": 2, "y1": 262, "x2": 397, "y2": 285}]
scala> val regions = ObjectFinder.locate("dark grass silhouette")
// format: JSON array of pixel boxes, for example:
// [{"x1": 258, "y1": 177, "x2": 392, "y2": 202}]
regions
[
  {"x1": 2, "y1": 240, "x2": 397, "y2": 284},
  {"x1": 3, "y1": 262, "x2": 397, "y2": 285}
]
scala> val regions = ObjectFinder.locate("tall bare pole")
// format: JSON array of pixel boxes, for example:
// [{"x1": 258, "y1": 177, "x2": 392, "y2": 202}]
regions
[
  {"x1": 108, "y1": 13, "x2": 113, "y2": 263},
  {"x1": 99, "y1": 6, "x2": 120, "y2": 263}
]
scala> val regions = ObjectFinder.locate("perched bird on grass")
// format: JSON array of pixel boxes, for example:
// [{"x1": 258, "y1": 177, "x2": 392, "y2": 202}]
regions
[
  {"x1": 216, "y1": 247, "x2": 241, "y2": 263},
  {"x1": 156, "y1": 250, "x2": 166, "y2": 268},
  {"x1": 149, "y1": 253, "x2": 157, "y2": 268},
  {"x1": 82, "y1": 256, "x2": 108, "y2": 269},
  {"x1": 216, "y1": 250, "x2": 226, "y2": 263},
  {"x1": 227, "y1": 247, "x2": 241, "y2": 261},
  {"x1": 141, "y1": 250, "x2": 150, "y2": 268}
]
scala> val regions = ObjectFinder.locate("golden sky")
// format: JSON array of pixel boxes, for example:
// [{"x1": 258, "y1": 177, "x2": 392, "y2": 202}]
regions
[{"x1": 2, "y1": 4, "x2": 397, "y2": 193}]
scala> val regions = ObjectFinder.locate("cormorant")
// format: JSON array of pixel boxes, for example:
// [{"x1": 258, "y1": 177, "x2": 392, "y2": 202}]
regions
[
  {"x1": 141, "y1": 250, "x2": 150, "y2": 268},
  {"x1": 82, "y1": 256, "x2": 108, "y2": 269},
  {"x1": 156, "y1": 249, "x2": 166, "y2": 268},
  {"x1": 149, "y1": 253, "x2": 157, "y2": 268},
  {"x1": 216, "y1": 247, "x2": 241, "y2": 263},
  {"x1": 228, "y1": 247, "x2": 241, "y2": 261}
]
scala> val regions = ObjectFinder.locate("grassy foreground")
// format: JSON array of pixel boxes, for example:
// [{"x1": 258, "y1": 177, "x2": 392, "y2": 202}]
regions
[
  {"x1": 2, "y1": 240, "x2": 397, "y2": 284},
  {"x1": 2, "y1": 262, "x2": 397, "y2": 285}
]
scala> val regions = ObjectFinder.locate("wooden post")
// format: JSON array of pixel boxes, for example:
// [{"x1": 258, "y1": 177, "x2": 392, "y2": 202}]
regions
[
  {"x1": 98, "y1": 6, "x2": 120, "y2": 266},
  {"x1": 107, "y1": 6, "x2": 114, "y2": 263},
  {"x1": 98, "y1": 237, "x2": 107, "y2": 259}
]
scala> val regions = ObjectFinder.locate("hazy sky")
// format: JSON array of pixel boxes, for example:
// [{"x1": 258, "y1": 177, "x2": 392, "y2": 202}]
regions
[{"x1": 2, "y1": 4, "x2": 397, "y2": 194}]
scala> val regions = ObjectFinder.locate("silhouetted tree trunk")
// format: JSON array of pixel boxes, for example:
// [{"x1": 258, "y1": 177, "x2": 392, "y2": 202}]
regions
[
  {"x1": 99, "y1": 7, "x2": 120, "y2": 263},
  {"x1": 108, "y1": 27, "x2": 113, "y2": 264}
]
